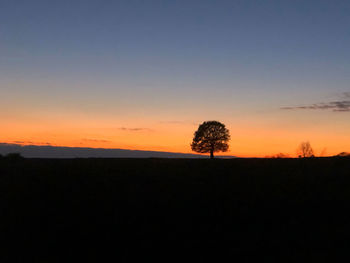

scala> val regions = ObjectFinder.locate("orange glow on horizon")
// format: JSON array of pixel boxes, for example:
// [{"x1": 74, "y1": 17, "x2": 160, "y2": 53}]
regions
[{"x1": 2, "y1": 114, "x2": 349, "y2": 158}]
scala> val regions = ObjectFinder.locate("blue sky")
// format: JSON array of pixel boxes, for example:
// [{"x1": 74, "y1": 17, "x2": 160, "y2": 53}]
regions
[{"x1": 1, "y1": 0, "x2": 350, "y2": 156}]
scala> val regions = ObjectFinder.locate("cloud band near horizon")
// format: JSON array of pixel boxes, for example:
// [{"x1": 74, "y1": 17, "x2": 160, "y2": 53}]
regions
[{"x1": 282, "y1": 93, "x2": 350, "y2": 112}]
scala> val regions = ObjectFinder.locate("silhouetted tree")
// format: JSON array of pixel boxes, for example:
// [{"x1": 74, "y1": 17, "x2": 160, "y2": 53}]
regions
[
  {"x1": 297, "y1": 142, "x2": 314, "y2": 158},
  {"x1": 191, "y1": 121, "x2": 230, "y2": 159}
]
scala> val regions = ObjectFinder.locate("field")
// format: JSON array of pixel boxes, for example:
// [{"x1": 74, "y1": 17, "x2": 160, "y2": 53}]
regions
[{"x1": 1, "y1": 157, "x2": 350, "y2": 262}]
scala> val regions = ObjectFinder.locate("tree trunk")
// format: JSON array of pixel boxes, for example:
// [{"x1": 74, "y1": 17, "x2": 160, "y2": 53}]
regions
[{"x1": 210, "y1": 149, "x2": 214, "y2": 159}]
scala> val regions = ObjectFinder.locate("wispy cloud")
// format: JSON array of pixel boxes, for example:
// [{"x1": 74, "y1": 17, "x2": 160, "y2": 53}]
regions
[
  {"x1": 13, "y1": 141, "x2": 34, "y2": 144},
  {"x1": 281, "y1": 92, "x2": 350, "y2": 112},
  {"x1": 159, "y1": 121, "x2": 197, "y2": 125},
  {"x1": 9, "y1": 141, "x2": 52, "y2": 146},
  {"x1": 118, "y1": 127, "x2": 153, "y2": 132}
]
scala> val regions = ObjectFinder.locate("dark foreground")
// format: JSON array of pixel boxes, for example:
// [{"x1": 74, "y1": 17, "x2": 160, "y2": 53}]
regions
[{"x1": 1, "y1": 157, "x2": 350, "y2": 262}]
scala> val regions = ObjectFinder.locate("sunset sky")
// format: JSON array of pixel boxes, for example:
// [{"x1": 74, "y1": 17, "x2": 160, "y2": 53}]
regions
[{"x1": 1, "y1": 0, "x2": 350, "y2": 157}]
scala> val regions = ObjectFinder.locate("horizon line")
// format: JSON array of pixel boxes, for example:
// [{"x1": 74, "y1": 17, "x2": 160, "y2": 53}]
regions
[{"x1": 0, "y1": 142, "x2": 237, "y2": 158}]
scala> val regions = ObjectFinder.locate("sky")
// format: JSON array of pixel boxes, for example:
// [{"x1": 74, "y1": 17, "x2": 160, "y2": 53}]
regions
[{"x1": 1, "y1": 0, "x2": 350, "y2": 157}]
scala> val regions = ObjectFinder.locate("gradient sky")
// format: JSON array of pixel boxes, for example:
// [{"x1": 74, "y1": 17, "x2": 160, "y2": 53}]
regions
[{"x1": 1, "y1": 0, "x2": 350, "y2": 157}]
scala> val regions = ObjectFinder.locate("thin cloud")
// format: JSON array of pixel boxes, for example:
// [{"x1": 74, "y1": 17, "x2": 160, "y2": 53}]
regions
[
  {"x1": 118, "y1": 127, "x2": 153, "y2": 132},
  {"x1": 159, "y1": 121, "x2": 183, "y2": 124},
  {"x1": 12, "y1": 141, "x2": 52, "y2": 146},
  {"x1": 159, "y1": 121, "x2": 197, "y2": 125},
  {"x1": 13, "y1": 141, "x2": 34, "y2": 144},
  {"x1": 282, "y1": 92, "x2": 350, "y2": 112},
  {"x1": 282, "y1": 101, "x2": 350, "y2": 112}
]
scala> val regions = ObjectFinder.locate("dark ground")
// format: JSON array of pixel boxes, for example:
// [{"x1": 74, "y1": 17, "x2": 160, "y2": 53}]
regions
[{"x1": 1, "y1": 157, "x2": 350, "y2": 262}]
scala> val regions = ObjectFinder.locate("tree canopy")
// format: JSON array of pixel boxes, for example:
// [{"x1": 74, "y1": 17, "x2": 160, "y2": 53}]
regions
[{"x1": 191, "y1": 121, "x2": 230, "y2": 159}]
